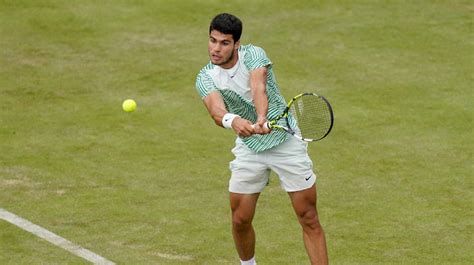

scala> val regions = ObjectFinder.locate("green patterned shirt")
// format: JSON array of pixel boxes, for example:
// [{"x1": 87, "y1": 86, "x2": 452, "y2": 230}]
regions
[{"x1": 196, "y1": 44, "x2": 292, "y2": 152}]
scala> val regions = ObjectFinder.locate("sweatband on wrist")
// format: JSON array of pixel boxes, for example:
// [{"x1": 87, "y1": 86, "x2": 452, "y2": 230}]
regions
[{"x1": 222, "y1": 113, "x2": 240, "y2": 129}]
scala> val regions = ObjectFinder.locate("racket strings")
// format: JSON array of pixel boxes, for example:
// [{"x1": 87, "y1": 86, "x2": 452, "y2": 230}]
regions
[{"x1": 289, "y1": 95, "x2": 333, "y2": 140}]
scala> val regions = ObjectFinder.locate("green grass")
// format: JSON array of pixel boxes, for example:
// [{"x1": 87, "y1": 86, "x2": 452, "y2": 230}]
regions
[{"x1": 1, "y1": 0, "x2": 472, "y2": 264}]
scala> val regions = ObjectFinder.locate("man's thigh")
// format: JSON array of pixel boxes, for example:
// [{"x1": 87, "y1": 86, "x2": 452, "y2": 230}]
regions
[
  {"x1": 267, "y1": 137, "x2": 316, "y2": 192},
  {"x1": 229, "y1": 142, "x2": 270, "y2": 194}
]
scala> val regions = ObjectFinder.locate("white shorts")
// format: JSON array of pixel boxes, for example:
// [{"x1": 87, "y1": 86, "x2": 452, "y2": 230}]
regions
[{"x1": 229, "y1": 136, "x2": 316, "y2": 194}]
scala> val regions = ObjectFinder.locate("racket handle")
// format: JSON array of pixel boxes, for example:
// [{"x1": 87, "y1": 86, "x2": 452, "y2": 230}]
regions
[{"x1": 251, "y1": 122, "x2": 270, "y2": 129}]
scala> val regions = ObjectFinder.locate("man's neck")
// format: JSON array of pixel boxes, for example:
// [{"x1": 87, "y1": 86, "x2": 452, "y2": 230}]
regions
[{"x1": 220, "y1": 50, "x2": 239, "y2": 69}]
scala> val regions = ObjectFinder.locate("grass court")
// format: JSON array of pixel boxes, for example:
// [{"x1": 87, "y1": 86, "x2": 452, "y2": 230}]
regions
[{"x1": 0, "y1": 0, "x2": 472, "y2": 264}]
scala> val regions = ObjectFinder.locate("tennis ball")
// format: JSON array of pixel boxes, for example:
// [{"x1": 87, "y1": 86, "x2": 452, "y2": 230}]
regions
[{"x1": 122, "y1": 99, "x2": 137, "y2": 112}]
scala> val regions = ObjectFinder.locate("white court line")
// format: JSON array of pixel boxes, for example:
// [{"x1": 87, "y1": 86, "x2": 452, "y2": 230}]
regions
[{"x1": 0, "y1": 208, "x2": 115, "y2": 265}]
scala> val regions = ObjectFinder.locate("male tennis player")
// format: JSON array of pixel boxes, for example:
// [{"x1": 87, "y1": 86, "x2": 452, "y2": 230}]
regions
[{"x1": 195, "y1": 13, "x2": 328, "y2": 265}]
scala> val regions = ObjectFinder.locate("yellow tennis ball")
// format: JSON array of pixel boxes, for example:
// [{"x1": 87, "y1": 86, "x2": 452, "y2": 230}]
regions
[{"x1": 122, "y1": 99, "x2": 137, "y2": 112}]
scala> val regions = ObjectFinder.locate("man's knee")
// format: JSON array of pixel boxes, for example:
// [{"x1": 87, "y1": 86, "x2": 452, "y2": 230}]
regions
[
  {"x1": 232, "y1": 213, "x2": 253, "y2": 230},
  {"x1": 297, "y1": 208, "x2": 323, "y2": 231}
]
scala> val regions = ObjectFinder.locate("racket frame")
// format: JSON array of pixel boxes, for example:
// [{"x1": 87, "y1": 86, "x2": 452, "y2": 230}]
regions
[{"x1": 266, "y1": 92, "x2": 334, "y2": 142}]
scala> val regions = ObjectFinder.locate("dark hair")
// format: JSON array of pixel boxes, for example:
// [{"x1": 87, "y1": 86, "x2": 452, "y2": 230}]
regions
[{"x1": 209, "y1": 13, "x2": 243, "y2": 42}]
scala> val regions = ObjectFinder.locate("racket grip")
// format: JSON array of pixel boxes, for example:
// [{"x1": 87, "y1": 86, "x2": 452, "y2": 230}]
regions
[{"x1": 251, "y1": 122, "x2": 270, "y2": 129}]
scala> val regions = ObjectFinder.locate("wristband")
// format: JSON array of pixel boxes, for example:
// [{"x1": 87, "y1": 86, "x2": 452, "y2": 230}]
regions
[{"x1": 222, "y1": 113, "x2": 240, "y2": 129}]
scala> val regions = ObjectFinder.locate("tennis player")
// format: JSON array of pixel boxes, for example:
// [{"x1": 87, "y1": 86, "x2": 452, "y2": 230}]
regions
[{"x1": 195, "y1": 13, "x2": 328, "y2": 265}]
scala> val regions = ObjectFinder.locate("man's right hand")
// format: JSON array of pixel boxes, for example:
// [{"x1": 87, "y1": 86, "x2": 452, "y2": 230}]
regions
[
  {"x1": 231, "y1": 117, "x2": 256, "y2": 137},
  {"x1": 252, "y1": 116, "x2": 271, "y2": 135}
]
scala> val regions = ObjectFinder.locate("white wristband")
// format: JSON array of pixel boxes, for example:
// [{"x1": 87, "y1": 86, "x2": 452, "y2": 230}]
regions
[{"x1": 222, "y1": 113, "x2": 240, "y2": 129}]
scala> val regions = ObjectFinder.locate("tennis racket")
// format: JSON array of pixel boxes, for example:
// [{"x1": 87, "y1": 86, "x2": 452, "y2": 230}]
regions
[{"x1": 262, "y1": 92, "x2": 334, "y2": 142}]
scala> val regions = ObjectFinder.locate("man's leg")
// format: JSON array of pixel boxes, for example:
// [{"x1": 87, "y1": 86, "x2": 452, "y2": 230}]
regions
[
  {"x1": 288, "y1": 185, "x2": 328, "y2": 265},
  {"x1": 230, "y1": 192, "x2": 260, "y2": 262}
]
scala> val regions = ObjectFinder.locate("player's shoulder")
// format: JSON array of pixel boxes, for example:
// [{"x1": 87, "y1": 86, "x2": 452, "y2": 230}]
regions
[
  {"x1": 196, "y1": 61, "x2": 217, "y2": 83},
  {"x1": 197, "y1": 61, "x2": 215, "y2": 76},
  {"x1": 240, "y1": 44, "x2": 269, "y2": 61},
  {"x1": 240, "y1": 44, "x2": 271, "y2": 70},
  {"x1": 195, "y1": 61, "x2": 218, "y2": 96},
  {"x1": 240, "y1": 43, "x2": 266, "y2": 54}
]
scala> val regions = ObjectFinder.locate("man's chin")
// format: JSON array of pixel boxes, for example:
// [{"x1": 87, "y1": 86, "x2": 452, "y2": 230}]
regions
[{"x1": 211, "y1": 59, "x2": 222, "y2": 65}]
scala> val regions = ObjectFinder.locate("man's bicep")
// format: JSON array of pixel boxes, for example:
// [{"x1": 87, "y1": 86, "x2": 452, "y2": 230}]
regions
[{"x1": 250, "y1": 67, "x2": 268, "y2": 83}]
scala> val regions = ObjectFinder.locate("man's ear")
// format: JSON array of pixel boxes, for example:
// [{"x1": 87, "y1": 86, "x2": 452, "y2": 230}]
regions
[{"x1": 235, "y1": 40, "x2": 241, "y2": 50}]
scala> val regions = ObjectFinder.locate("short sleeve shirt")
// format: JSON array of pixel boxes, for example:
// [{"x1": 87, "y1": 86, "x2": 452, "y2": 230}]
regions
[{"x1": 196, "y1": 44, "x2": 293, "y2": 152}]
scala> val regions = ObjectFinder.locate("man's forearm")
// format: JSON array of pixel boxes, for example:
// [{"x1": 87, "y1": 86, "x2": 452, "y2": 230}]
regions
[
  {"x1": 250, "y1": 67, "x2": 269, "y2": 123},
  {"x1": 253, "y1": 85, "x2": 268, "y2": 122}
]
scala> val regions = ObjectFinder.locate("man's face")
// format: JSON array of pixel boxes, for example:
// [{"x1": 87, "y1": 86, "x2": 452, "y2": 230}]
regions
[{"x1": 208, "y1": 30, "x2": 240, "y2": 68}]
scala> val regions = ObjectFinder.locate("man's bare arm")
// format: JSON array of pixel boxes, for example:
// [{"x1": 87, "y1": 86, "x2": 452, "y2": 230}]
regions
[{"x1": 202, "y1": 92, "x2": 255, "y2": 137}]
